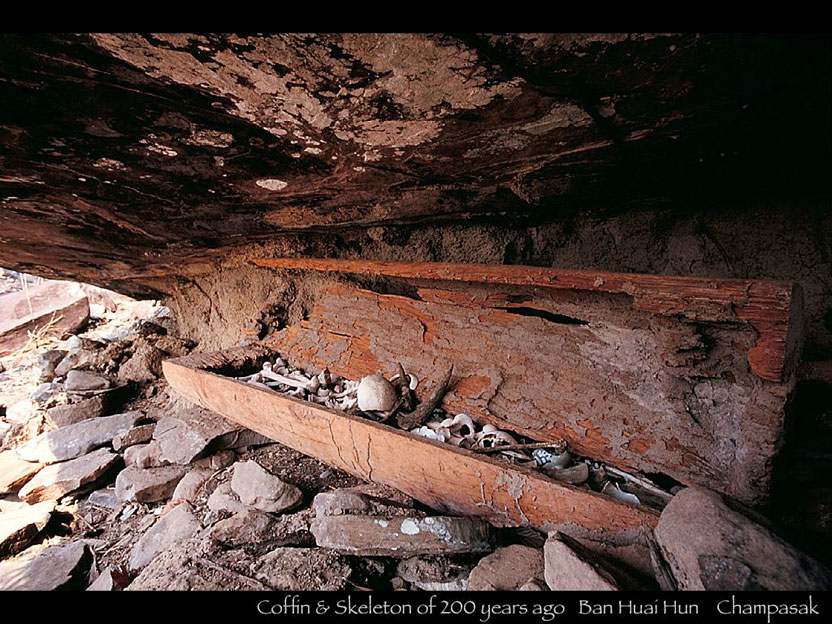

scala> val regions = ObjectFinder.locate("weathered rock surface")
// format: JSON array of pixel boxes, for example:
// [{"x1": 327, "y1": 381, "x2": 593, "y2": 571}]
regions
[
  {"x1": 206, "y1": 481, "x2": 252, "y2": 515},
  {"x1": 171, "y1": 468, "x2": 212, "y2": 503},
  {"x1": 397, "y1": 555, "x2": 472, "y2": 591},
  {"x1": 312, "y1": 484, "x2": 415, "y2": 518},
  {"x1": 45, "y1": 395, "x2": 107, "y2": 428},
  {"x1": 87, "y1": 566, "x2": 130, "y2": 591},
  {"x1": 115, "y1": 465, "x2": 189, "y2": 503},
  {"x1": 311, "y1": 515, "x2": 494, "y2": 557},
  {"x1": 230, "y1": 460, "x2": 303, "y2": 514},
  {"x1": 152, "y1": 409, "x2": 240, "y2": 464},
  {"x1": 0, "y1": 282, "x2": 89, "y2": 357},
  {"x1": 655, "y1": 486, "x2": 832, "y2": 590},
  {"x1": 86, "y1": 487, "x2": 121, "y2": 509},
  {"x1": 253, "y1": 547, "x2": 352, "y2": 590},
  {"x1": 6, "y1": 398, "x2": 37, "y2": 423},
  {"x1": 18, "y1": 448, "x2": 119, "y2": 503},
  {"x1": 544, "y1": 532, "x2": 642, "y2": 591},
  {"x1": 16, "y1": 410, "x2": 142, "y2": 463},
  {"x1": 0, "y1": 500, "x2": 55, "y2": 557},
  {"x1": 207, "y1": 508, "x2": 315, "y2": 549},
  {"x1": 0, "y1": 449, "x2": 42, "y2": 495},
  {"x1": 64, "y1": 369, "x2": 111, "y2": 391},
  {"x1": 128, "y1": 502, "x2": 201, "y2": 570},
  {"x1": 0, "y1": 540, "x2": 90, "y2": 590},
  {"x1": 38, "y1": 349, "x2": 67, "y2": 382},
  {"x1": 112, "y1": 423, "x2": 155, "y2": 452},
  {"x1": 467, "y1": 544, "x2": 545, "y2": 591}
]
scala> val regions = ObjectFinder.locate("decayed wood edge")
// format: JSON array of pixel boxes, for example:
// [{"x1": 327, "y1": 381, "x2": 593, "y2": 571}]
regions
[
  {"x1": 162, "y1": 348, "x2": 659, "y2": 541},
  {"x1": 252, "y1": 258, "x2": 804, "y2": 383}
]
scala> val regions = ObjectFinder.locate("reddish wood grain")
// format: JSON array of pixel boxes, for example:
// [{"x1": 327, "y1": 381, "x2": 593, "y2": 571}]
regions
[{"x1": 253, "y1": 258, "x2": 803, "y2": 383}]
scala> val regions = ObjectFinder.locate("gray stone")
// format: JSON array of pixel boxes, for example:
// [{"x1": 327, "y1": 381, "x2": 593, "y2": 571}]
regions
[
  {"x1": 544, "y1": 532, "x2": 636, "y2": 591},
  {"x1": 0, "y1": 540, "x2": 90, "y2": 590},
  {"x1": 171, "y1": 468, "x2": 212, "y2": 502},
  {"x1": 38, "y1": 349, "x2": 67, "y2": 382},
  {"x1": 16, "y1": 410, "x2": 142, "y2": 463},
  {"x1": 29, "y1": 382, "x2": 62, "y2": 403},
  {"x1": 87, "y1": 566, "x2": 116, "y2": 591},
  {"x1": 152, "y1": 409, "x2": 240, "y2": 464},
  {"x1": 45, "y1": 395, "x2": 107, "y2": 428},
  {"x1": 311, "y1": 515, "x2": 494, "y2": 557},
  {"x1": 18, "y1": 448, "x2": 119, "y2": 503},
  {"x1": 115, "y1": 465, "x2": 189, "y2": 503},
  {"x1": 397, "y1": 555, "x2": 472, "y2": 591},
  {"x1": 0, "y1": 449, "x2": 42, "y2": 495},
  {"x1": 215, "y1": 428, "x2": 275, "y2": 450},
  {"x1": 112, "y1": 423, "x2": 155, "y2": 452},
  {"x1": 312, "y1": 490, "x2": 372, "y2": 517},
  {"x1": 191, "y1": 450, "x2": 236, "y2": 471},
  {"x1": 468, "y1": 545, "x2": 545, "y2": 591},
  {"x1": 230, "y1": 460, "x2": 303, "y2": 514},
  {"x1": 87, "y1": 487, "x2": 122, "y2": 509},
  {"x1": 128, "y1": 502, "x2": 201, "y2": 570},
  {"x1": 64, "y1": 369, "x2": 111, "y2": 391},
  {"x1": 206, "y1": 481, "x2": 251, "y2": 514},
  {"x1": 655, "y1": 486, "x2": 832, "y2": 590},
  {"x1": 207, "y1": 508, "x2": 314, "y2": 549},
  {"x1": 0, "y1": 500, "x2": 55, "y2": 557}
]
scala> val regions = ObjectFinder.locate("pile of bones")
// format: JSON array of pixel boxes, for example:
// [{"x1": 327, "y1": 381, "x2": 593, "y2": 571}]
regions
[{"x1": 237, "y1": 356, "x2": 675, "y2": 510}]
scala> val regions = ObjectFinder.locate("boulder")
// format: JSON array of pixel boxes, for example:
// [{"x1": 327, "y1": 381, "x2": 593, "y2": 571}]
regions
[
  {"x1": 655, "y1": 486, "x2": 832, "y2": 590},
  {"x1": 311, "y1": 515, "x2": 494, "y2": 557},
  {"x1": 467, "y1": 545, "x2": 545, "y2": 591},
  {"x1": 128, "y1": 502, "x2": 201, "y2": 570},
  {"x1": 0, "y1": 500, "x2": 55, "y2": 557},
  {"x1": 45, "y1": 395, "x2": 107, "y2": 428},
  {"x1": 16, "y1": 410, "x2": 142, "y2": 463},
  {"x1": 64, "y1": 369, "x2": 111, "y2": 391},
  {"x1": 18, "y1": 448, "x2": 119, "y2": 503},
  {"x1": 0, "y1": 540, "x2": 90, "y2": 590},
  {"x1": 0, "y1": 449, "x2": 42, "y2": 495},
  {"x1": 115, "y1": 465, "x2": 189, "y2": 503},
  {"x1": 230, "y1": 460, "x2": 303, "y2": 514}
]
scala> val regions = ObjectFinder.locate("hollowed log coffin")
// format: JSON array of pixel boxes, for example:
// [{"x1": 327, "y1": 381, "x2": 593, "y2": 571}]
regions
[{"x1": 253, "y1": 259, "x2": 804, "y2": 507}]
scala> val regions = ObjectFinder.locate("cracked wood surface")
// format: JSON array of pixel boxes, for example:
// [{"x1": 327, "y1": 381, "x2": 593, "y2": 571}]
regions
[
  {"x1": 254, "y1": 267, "x2": 801, "y2": 506},
  {"x1": 254, "y1": 258, "x2": 804, "y2": 383},
  {"x1": 162, "y1": 348, "x2": 659, "y2": 542}
]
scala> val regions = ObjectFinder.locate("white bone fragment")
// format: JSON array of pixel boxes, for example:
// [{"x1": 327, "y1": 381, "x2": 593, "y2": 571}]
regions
[
  {"x1": 602, "y1": 482, "x2": 641, "y2": 505},
  {"x1": 411, "y1": 426, "x2": 446, "y2": 442}
]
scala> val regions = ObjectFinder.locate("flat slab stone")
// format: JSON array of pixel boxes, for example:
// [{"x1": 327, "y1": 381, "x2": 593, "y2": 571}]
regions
[
  {"x1": 45, "y1": 395, "x2": 107, "y2": 428},
  {"x1": 18, "y1": 448, "x2": 119, "y2": 504},
  {"x1": 112, "y1": 423, "x2": 155, "y2": 452},
  {"x1": 655, "y1": 486, "x2": 832, "y2": 590},
  {"x1": 0, "y1": 449, "x2": 42, "y2": 495},
  {"x1": 152, "y1": 408, "x2": 240, "y2": 465},
  {"x1": 0, "y1": 500, "x2": 55, "y2": 557},
  {"x1": 206, "y1": 481, "x2": 252, "y2": 515},
  {"x1": 64, "y1": 369, "x2": 111, "y2": 391},
  {"x1": 171, "y1": 468, "x2": 212, "y2": 503},
  {"x1": 0, "y1": 281, "x2": 89, "y2": 357},
  {"x1": 230, "y1": 460, "x2": 303, "y2": 514},
  {"x1": 467, "y1": 544, "x2": 545, "y2": 590},
  {"x1": 115, "y1": 465, "x2": 189, "y2": 503},
  {"x1": 0, "y1": 540, "x2": 90, "y2": 590},
  {"x1": 310, "y1": 515, "x2": 494, "y2": 557},
  {"x1": 128, "y1": 502, "x2": 201, "y2": 570},
  {"x1": 16, "y1": 410, "x2": 142, "y2": 463}
]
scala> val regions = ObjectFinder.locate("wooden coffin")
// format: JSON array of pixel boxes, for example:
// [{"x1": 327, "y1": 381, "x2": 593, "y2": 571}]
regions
[
  {"x1": 253, "y1": 259, "x2": 804, "y2": 506},
  {"x1": 163, "y1": 347, "x2": 659, "y2": 544}
]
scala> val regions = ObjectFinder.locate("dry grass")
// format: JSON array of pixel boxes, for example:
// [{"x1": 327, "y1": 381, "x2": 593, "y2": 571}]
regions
[{"x1": 8, "y1": 312, "x2": 65, "y2": 359}]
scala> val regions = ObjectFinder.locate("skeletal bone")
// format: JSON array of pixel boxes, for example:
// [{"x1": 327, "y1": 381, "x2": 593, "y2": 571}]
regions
[
  {"x1": 475, "y1": 430, "x2": 518, "y2": 448},
  {"x1": 602, "y1": 481, "x2": 641, "y2": 505},
  {"x1": 411, "y1": 426, "x2": 446, "y2": 443},
  {"x1": 356, "y1": 374, "x2": 397, "y2": 411},
  {"x1": 532, "y1": 447, "x2": 571, "y2": 469}
]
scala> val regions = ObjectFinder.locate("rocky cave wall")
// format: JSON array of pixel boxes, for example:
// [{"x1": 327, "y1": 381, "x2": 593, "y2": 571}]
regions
[{"x1": 0, "y1": 33, "x2": 829, "y2": 356}]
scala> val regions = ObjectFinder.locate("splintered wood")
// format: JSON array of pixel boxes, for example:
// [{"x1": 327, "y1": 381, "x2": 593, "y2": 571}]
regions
[{"x1": 254, "y1": 259, "x2": 803, "y2": 506}]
